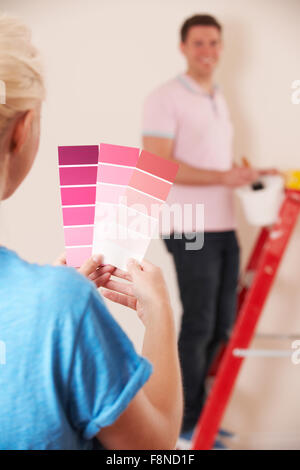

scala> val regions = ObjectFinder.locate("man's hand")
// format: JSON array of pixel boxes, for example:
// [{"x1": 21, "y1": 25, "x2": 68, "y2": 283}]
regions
[
  {"x1": 220, "y1": 166, "x2": 260, "y2": 188},
  {"x1": 257, "y1": 168, "x2": 279, "y2": 176},
  {"x1": 53, "y1": 253, "x2": 115, "y2": 288},
  {"x1": 241, "y1": 156, "x2": 279, "y2": 178}
]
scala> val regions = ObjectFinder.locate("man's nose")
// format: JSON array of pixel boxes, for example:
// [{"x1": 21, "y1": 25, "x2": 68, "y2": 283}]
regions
[{"x1": 200, "y1": 45, "x2": 211, "y2": 56}]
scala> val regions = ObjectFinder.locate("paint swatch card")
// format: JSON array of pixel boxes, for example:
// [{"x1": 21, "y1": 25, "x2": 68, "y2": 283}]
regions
[
  {"x1": 120, "y1": 150, "x2": 178, "y2": 265},
  {"x1": 58, "y1": 145, "x2": 98, "y2": 267},
  {"x1": 93, "y1": 146, "x2": 178, "y2": 270},
  {"x1": 92, "y1": 143, "x2": 141, "y2": 269}
]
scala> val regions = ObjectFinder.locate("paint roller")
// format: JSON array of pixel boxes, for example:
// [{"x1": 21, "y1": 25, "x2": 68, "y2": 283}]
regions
[{"x1": 241, "y1": 157, "x2": 265, "y2": 190}]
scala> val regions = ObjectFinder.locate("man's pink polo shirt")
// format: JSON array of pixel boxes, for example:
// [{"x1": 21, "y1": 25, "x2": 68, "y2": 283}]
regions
[{"x1": 142, "y1": 73, "x2": 236, "y2": 233}]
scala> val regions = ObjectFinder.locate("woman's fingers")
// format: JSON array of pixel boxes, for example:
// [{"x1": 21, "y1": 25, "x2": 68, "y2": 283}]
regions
[
  {"x1": 103, "y1": 279, "x2": 135, "y2": 297},
  {"x1": 94, "y1": 272, "x2": 112, "y2": 288},
  {"x1": 127, "y1": 258, "x2": 142, "y2": 278},
  {"x1": 78, "y1": 254, "x2": 103, "y2": 277},
  {"x1": 89, "y1": 264, "x2": 115, "y2": 281},
  {"x1": 53, "y1": 253, "x2": 117, "y2": 291},
  {"x1": 111, "y1": 267, "x2": 132, "y2": 281},
  {"x1": 53, "y1": 252, "x2": 67, "y2": 266},
  {"x1": 138, "y1": 258, "x2": 156, "y2": 272},
  {"x1": 127, "y1": 257, "x2": 156, "y2": 273},
  {"x1": 101, "y1": 288, "x2": 137, "y2": 310}
]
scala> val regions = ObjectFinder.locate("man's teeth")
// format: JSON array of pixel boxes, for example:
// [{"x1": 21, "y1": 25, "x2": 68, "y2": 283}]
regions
[{"x1": 201, "y1": 58, "x2": 213, "y2": 64}]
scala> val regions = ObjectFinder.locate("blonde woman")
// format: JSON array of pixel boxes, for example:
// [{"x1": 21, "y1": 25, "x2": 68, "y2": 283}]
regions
[{"x1": 0, "y1": 13, "x2": 182, "y2": 450}]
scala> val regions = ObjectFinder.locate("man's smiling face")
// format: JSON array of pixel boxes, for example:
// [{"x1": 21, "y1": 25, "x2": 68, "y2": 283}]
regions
[{"x1": 180, "y1": 25, "x2": 222, "y2": 79}]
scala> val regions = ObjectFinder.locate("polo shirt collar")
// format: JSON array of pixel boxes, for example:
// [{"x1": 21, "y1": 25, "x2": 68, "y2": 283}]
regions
[{"x1": 177, "y1": 73, "x2": 218, "y2": 97}]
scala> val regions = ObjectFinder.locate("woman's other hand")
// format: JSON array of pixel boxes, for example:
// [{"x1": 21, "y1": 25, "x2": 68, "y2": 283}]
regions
[
  {"x1": 101, "y1": 258, "x2": 172, "y2": 326},
  {"x1": 53, "y1": 252, "x2": 114, "y2": 288}
]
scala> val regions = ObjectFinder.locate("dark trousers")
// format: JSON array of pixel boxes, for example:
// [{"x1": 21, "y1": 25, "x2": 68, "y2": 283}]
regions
[{"x1": 163, "y1": 231, "x2": 240, "y2": 433}]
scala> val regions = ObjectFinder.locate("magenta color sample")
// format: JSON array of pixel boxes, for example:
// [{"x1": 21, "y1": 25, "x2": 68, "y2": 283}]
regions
[
  {"x1": 98, "y1": 165, "x2": 134, "y2": 185},
  {"x1": 58, "y1": 145, "x2": 98, "y2": 166},
  {"x1": 59, "y1": 166, "x2": 98, "y2": 185},
  {"x1": 60, "y1": 186, "x2": 96, "y2": 205},
  {"x1": 66, "y1": 246, "x2": 92, "y2": 267},
  {"x1": 62, "y1": 206, "x2": 95, "y2": 226},
  {"x1": 99, "y1": 143, "x2": 140, "y2": 166},
  {"x1": 64, "y1": 226, "x2": 94, "y2": 246},
  {"x1": 96, "y1": 184, "x2": 126, "y2": 204},
  {"x1": 136, "y1": 150, "x2": 179, "y2": 182},
  {"x1": 129, "y1": 170, "x2": 171, "y2": 200}
]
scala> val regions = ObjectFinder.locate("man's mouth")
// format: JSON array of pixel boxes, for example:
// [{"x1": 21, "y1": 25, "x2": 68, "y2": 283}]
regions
[{"x1": 200, "y1": 57, "x2": 214, "y2": 64}]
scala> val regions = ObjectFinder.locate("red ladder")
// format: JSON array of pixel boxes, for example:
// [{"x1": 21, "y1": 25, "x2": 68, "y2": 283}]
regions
[{"x1": 192, "y1": 189, "x2": 300, "y2": 450}]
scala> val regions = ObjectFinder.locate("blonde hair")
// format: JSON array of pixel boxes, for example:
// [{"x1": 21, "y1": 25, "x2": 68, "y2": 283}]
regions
[{"x1": 0, "y1": 12, "x2": 45, "y2": 138}]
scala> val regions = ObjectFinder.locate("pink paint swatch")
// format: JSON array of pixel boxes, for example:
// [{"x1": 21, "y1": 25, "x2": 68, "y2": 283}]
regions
[
  {"x1": 95, "y1": 184, "x2": 126, "y2": 205},
  {"x1": 98, "y1": 165, "x2": 134, "y2": 186},
  {"x1": 129, "y1": 170, "x2": 171, "y2": 200},
  {"x1": 122, "y1": 150, "x2": 178, "y2": 223},
  {"x1": 62, "y1": 206, "x2": 95, "y2": 226},
  {"x1": 64, "y1": 226, "x2": 94, "y2": 246},
  {"x1": 136, "y1": 149, "x2": 179, "y2": 182},
  {"x1": 99, "y1": 143, "x2": 140, "y2": 166},
  {"x1": 59, "y1": 166, "x2": 97, "y2": 185},
  {"x1": 58, "y1": 145, "x2": 98, "y2": 267},
  {"x1": 60, "y1": 186, "x2": 97, "y2": 205},
  {"x1": 124, "y1": 187, "x2": 164, "y2": 217},
  {"x1": 65, "y1": 246, "x2": 93, "y2": 268}
]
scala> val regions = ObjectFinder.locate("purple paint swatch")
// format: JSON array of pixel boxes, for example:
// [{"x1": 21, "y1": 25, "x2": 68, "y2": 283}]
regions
[{"x1": 58, "y1": 145, "x2": 98, "y2": 166}]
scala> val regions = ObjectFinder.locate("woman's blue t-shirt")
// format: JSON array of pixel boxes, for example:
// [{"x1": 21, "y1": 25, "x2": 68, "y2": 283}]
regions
[{"x1": 0, "y1": 247, "x2": 152, "y2": 450}]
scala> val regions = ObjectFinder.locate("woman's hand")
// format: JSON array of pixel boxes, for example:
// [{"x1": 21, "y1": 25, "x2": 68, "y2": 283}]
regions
[
  {"x1": 53, "y1": 252, "x2": 115, "y2": 288},
  {"x1": 101, "y1": 259, "x2": 172, "y2": 326}
]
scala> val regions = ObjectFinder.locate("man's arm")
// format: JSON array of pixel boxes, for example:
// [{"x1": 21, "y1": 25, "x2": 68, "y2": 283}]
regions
[{"x1": 143, "y1": 136, "x2": 260, "y2": 187}]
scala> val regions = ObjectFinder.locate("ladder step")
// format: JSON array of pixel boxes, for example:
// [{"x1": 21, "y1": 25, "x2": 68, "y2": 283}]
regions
[
  {"x1": 233, "y1": 348, "x2": 292, "y2": 358},
  {"x1": 255, "y1": 333, "x2": 300, "y2": 341}
]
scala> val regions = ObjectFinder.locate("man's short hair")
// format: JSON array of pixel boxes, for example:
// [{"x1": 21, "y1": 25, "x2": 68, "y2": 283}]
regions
[{"x1": 180, "y1": 14, "x2": 222, "y2": 42}]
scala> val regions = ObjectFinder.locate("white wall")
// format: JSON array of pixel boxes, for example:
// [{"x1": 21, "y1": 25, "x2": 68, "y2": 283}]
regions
[{"x1": 1, "y1": 0, "x2": 300, "y2": 448}]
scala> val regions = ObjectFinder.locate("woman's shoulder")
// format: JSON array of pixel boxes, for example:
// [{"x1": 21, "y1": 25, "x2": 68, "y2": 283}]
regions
[{"x1": 0, "y1": 247, "x2": 99, "y2": 321}]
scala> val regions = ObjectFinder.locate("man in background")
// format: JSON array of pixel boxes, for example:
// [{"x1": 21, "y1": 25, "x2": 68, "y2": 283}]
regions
[{"x1": 142, "y1": 14, "x2": 270, "y2": 444}]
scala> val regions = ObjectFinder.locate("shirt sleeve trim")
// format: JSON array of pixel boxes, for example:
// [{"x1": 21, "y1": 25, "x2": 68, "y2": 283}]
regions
[
  {"x1": 142, "y1": 130, "x2": 175, "y2": 139},
  {"x1": 82, "y1": 357, "x2": 153, "y2": 440}
]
